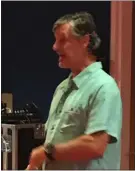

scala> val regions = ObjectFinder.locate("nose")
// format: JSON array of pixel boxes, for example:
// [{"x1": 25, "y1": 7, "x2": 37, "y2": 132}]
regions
[{"x1": 52, "y1": 41, "x2": 58, "y2": 52}]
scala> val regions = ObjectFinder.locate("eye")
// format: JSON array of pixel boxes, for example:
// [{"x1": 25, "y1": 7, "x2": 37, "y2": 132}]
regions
[{"x1": 59, "y1": 38, "x2": 66, "y2": 43}]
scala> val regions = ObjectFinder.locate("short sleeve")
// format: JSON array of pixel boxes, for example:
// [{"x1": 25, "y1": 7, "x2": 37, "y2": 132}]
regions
[{"x1": 84, "y1": 81, "x2": 122, "y2": 143}]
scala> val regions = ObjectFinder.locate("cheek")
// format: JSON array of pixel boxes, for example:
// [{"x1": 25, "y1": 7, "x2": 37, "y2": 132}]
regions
[
  {"x1": 64, "y1": 43, "x2": 71, "y2": 50},
  {"x1": 64, "y1": 44, "x2": 78, "y2": 55}
]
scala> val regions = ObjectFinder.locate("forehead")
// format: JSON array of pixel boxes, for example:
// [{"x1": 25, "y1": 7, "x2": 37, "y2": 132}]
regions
[{"x1": 54, "y1": 23, "x2": 73, "y2": 38}]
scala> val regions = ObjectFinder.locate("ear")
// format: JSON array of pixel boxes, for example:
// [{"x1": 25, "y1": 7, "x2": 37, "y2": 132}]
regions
[{"x1": 82, "y1": 34, "x2": 90, "y2": 48}]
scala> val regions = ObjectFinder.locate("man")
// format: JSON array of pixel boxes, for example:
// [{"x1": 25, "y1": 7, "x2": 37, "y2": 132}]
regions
[{"x1": 26, "y1": 12, "x2": 122, "y2": 170}]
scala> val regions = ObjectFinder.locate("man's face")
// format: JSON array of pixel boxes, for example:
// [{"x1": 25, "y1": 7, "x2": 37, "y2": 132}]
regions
[{"x1": 53, "y1": 23, "x2": 87, "y2": 69}]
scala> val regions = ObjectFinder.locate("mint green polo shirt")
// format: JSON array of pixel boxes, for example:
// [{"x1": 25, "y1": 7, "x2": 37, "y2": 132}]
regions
[{"x1": 45, "y1": 62, "x2": 122, "y2": 170}]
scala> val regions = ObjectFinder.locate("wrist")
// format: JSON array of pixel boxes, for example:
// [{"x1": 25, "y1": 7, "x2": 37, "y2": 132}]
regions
[{"x1": 44, "y1": 143, "x2": 56, "y2": 161}]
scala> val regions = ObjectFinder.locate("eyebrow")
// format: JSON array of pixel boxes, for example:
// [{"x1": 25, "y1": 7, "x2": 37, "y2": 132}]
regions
[{"x1": 55, "y1": 32, "x2": 68, "y2": 40}]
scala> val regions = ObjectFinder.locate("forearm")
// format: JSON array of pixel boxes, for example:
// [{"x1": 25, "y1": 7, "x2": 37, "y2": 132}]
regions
[
  {"x1": 27, "y1": 132, "x2": 108, "y2": 169},
  {"x1": 53, "y1": 135, "x2": 103, "y2": 161}
]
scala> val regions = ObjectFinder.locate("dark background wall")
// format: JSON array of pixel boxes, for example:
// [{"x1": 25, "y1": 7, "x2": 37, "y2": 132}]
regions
[{"x1": 1, "y1": 1, "x2": 110, "y2": 122}]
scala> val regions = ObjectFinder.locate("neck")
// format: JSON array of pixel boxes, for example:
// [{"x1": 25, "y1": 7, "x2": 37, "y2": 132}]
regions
[{"x1": 71, "y1": 54, "x2": 96, "y2": 78}]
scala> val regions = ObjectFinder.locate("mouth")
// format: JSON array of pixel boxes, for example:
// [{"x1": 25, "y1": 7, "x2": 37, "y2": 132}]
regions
[
  {"x1": 59, "y1": 56, "x2": 64, "y2": 62},
  {"x1": 57, "y1": 53, "x2": 65, "y2": 62}
]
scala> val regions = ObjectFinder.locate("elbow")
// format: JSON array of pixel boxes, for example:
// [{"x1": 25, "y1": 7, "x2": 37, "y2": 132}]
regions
[
  {"x1": 94, "y1": 145, "x2": 107, "y2": 158},
  {"x1": 79, "y1": 134, "x2": 107, "y2": 159},
  {"x1": 90, "y1": 140, "x2": 108, "y2": 158},
  {"x1": 95, "y1": 148, "x2": 104, "y2": 158},
  {"x1": 87, "y1": 146, "x2": 105, "y2": 159}
]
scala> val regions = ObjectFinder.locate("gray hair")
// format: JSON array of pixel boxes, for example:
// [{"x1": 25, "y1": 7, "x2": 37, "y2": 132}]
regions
[{"x1": 52, "y1": 12, "x2": 101, "y2": 52}]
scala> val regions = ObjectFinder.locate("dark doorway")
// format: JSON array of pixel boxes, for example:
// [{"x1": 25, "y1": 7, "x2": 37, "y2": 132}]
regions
[{"x1": 1, "y1": 1, "x2": 111, "y2": 121}]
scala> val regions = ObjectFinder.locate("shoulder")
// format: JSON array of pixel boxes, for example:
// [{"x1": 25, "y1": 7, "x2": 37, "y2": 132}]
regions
[
  {"x1": 52, "y1": 78, "x2": 69, "y2": 96},
  {"x1": 56, "y1": 78, "x2": 69, "y2": 90},
  {"x1": 91, "y1": 70, "x2": 121, "y2": 102},
  {"x1": 95, "y1": 69, "x2": 119, "y2": 93}
]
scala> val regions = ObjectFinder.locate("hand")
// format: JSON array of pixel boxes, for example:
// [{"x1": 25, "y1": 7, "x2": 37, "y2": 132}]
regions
[
  {"x1": 25, "y1": 164, "x2": 38, "y2": 170},
  {"x1": 29, "y1": 145, "x2": 46, "y2": 168}
]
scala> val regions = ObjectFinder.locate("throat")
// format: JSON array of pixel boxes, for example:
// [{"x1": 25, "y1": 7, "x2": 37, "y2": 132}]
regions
[{"x1": 71, "y1": 61, "x2": 95, "y2": 78}]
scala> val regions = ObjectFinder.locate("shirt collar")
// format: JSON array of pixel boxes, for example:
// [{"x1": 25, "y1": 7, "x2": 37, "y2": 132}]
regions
[{"x1": 68, "y1": 62, "x2": 102, "y2": 89}]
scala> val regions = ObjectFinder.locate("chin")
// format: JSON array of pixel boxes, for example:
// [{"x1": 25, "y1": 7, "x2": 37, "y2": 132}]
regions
[{"x1": 58, "y1": 62, "x2": 70, "y2": 69}]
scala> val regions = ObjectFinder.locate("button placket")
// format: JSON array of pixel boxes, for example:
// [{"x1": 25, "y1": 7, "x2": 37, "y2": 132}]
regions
[{"x1": 49, "y1": 80, "x2": 75, "y2": 141}]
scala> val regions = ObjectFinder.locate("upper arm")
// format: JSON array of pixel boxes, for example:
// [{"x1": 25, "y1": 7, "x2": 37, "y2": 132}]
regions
[{"x1": 85, "y1": 81, "x2": 122, "y2": 144}]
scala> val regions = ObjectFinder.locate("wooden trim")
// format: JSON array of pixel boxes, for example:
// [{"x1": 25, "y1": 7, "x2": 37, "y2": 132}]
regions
[
  {"x1": 110, "y1": 1, "x2": 133, "y2": 169},
  {"x1": 130, "y1": 2, "x2": 135, "y2": 169}
]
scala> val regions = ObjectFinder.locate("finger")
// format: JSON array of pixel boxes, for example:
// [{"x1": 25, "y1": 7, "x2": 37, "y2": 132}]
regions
[
  {"x1": 25, "y1": 164, "x2": 31, "y2": 170},
  {"x1": 25, "y1": 164, "x2": 38, "y2": 170}
]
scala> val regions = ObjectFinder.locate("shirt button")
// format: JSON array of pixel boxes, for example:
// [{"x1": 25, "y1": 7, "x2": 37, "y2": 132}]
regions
[{"x1": 51, "y1": 126, "x2": 54, "y2": 130}]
